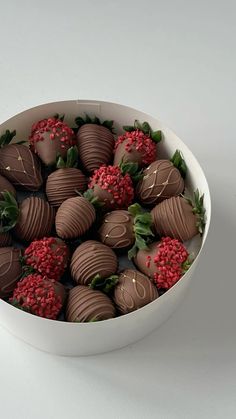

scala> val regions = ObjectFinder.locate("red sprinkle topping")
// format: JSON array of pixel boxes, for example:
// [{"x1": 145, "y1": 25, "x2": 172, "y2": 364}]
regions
[
  {"x1": 147, "y1": 237, "x2": 189, "y2": 290},
  {"x1": 89, "y1": 165, "x2": 134, "y2": 208},
  {"x1": 24, "y1": 237, "x2": 68, "y2": 281},
  {"x1": 29, "y1": 117, "x2": 75, "y2": 150},
  {"x1": 115, "y1": 129, "x2": 156, "y2": 165},
  {"x1": 10, "y1": 274, "x2": 63, "y2": 319}
]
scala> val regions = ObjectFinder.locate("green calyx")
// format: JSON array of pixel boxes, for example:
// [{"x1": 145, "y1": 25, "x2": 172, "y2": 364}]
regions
[
  {"x1": 53, "y1": 113, "x2": 65, "y2": 122},
  {"x1": 0, "y1": 129, "x2": 16, "y2": 147},
  {"x1": 170, "y1": 150, "x2": 187, "y2": 179},
  {"x1": 56, "y1": 146, "x2": 79, "y2": 169},
  {"x1": 182, "y1": 256, "x2": 193, "y2": 274},
  {"x1": 83, "y1": 189, "x2": 104, "y2": 209},
  {"x1": 89, "y1": 274, "x2": 119, "y2": 294},
  {"x1": 0, "y1": 129, "x2": 26, "y2": 146},
  {"x1": 119, "y1": 160, "x2": 143, "y2": 182},
  {"x1": 123, "y1": 120, "x2": 162, "y2": 144},
  {"x1": 128, "y1": 203, "x2": 154, "y2": 260},
  {"x1": 75, "y1": 114, "x2": 115, "y2": 134},
  {"x1": 185, "y1": 189, "x2": 206, "y2": 235},
  {"x1": 0, "y1": 191, "x2": 19, "y2": 233}
]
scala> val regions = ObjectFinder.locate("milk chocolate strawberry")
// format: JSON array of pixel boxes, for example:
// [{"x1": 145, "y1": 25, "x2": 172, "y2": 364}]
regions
[
  {"x1": 88, "y1": 165, "x2": 134, "y2": 210},
  {"x1": 23, "y1": 237, "x2": 69, "y2": 281},
  {"x1": 0, "y1": 130, "x2": 43, "y2": 191},
  {"x1": 136, "y1": 150, "x2": 186, "y2": 206},
  {"x1": 55, "y1": 196, "x2": 96, "y2": 239},
  {"x1": 114, "y1": 120, "x2": 162, "y2": 167},
  {"x1": 10, "y1": 274, "x2": 65, "y2": 319},
  {"x1": 151, "y1": 190, "x2": 205, "y2": 241},
  {"x1": 98, "y1": 203, "x2": 154, "y2": 259},
  {"x1": 29, "y1": 115, "x2": 76, "y2": 166},
  {"x1": 75, "y1": 115, "x2": 115, "y2": 173},
  {"x1": 46, "y1": 146, "x2": 87, "y2": 207},
  {"x1": 135, "y1": 237, "x2": 192, "y2": 290}
]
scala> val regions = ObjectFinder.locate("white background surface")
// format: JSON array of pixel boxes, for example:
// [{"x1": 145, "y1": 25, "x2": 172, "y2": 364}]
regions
[{"x1": 0, "y1": 1, "x2": 235, "y2": 418}]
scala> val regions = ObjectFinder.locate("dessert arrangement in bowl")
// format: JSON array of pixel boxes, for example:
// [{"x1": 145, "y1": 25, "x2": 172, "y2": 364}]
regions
[{"x1": 0, "y1": 100, "x2": 211, "y2": 356}]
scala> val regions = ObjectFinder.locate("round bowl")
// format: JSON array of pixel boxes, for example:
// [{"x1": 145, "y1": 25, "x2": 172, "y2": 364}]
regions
[{"x1": 0, "y1": 100, "x2": 211, "y2": 356}]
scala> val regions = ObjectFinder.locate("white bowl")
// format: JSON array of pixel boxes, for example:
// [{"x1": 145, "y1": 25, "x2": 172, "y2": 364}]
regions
[{"x1": 0, "y1": 100, "x2": 211, "y2": 356}]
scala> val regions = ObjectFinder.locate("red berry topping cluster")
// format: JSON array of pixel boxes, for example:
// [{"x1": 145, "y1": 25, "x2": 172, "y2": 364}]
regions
[
  {"x1": 89, "y1": 165, "x2": 134, "y2": 208},
  {"x1": 24, "y1": 237, "x2": 68, "y2": 281},
  {"x1": 11, "y1": 274, "x2": 63, "y2": 319},
  {"x1": 146, "y1": 237, "x2": 189, "y2": 290},
  {"x1": 29, "y1": 117, "x2": 75, "y2": 150},
  {"x1": 115, "y1": 130, "x2": 156, "y2": 164}
]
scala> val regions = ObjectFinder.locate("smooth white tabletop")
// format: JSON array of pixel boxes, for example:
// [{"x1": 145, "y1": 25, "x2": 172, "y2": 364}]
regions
[{"x1": 0, "y1": 1, "x2": 235, "y2": 418}]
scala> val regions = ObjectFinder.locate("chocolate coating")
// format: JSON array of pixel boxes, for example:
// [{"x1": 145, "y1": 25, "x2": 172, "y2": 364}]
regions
[
  {"x1": 33, "y1": 131, "x2": 74, "y2": 166},
  {"x1": 14, "y1": 197, "x2": 54, "y2": 241},
  {"x1": 0, "y1": 232, "x2": 12, "y2": 247},
  {"x1": 98, "y1": 210, "x2": 135, "y2": 249},
  {"x1": 113, "y1": 269, "x2": 158, "y2": 314},
  {"x1": 66, "y1": 285, "x2": 116, "y2": 322},
  {"x1": 0, "y1": 144, "x2": 43, "y2": 191},
  {"x1": 46, "y1": 168, "x2": 87, "y2": 207},
  {"x1": 71, "y1": 240, "x2": 118, "y2": 285},
  {"x1": 55, "y1": 197, "x2": 96, "y2": 239},
  {"x1": 77, "y1": 124, "x2": 114, "y2": 173},
  {"x1": 134, "y1": 242, "x2": 161, "y2": 279},
  {"x1": 0, "y1": 174, "x2": 16, "y2": 198},
  {"x1": 0, "y1": 247, "x2": 22, "y2": 298},
  {"x1": 113, "y1": 139, "x2": 143, "y2": 167},
  {"x1": 151, "y1": 196, "x2": 198, "y2": 241},
  {"x1": 136, "y1": 160, "x2": 184, "y2": 205}
]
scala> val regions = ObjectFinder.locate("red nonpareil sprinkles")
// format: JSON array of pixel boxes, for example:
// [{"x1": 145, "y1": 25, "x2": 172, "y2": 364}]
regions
[
  {"x1": 24, "y1": 237, "x2": 68, "y2": 281},
  {"x1": 10, "y1": 274, "x2": 62, "y2": 319},
  {"x1": 115, "y1": 130, "x2": 156, "y2": 165},
  {"x1": 147, "y1": 237, "x2": 189, "y2": 290},
  {"x1": 89, "y1": 165, "x2": 134, "y2": 208},
  {"x1": 29, "y1": 117, "x2": 75, "y2": 150}
]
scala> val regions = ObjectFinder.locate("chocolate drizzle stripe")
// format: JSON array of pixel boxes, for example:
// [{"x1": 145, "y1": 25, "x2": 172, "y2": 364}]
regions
[
  {"x1": 46, "y1": 169, "x2": 87, "y2": 206},
  {"x1": 56, "y1": 198, "x2": 95, "y2": 238}
]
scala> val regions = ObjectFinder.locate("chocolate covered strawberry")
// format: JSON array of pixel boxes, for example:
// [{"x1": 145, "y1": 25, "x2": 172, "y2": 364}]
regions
[
  {"x1": 55, "y1": 196, "x2": 96, "y2": 239},
  {"x1": 98, "y1": 203, "x2": 154, "y2": 258},
  {"x1": 88, "y1": 165, "x2": 134, "y2": 210},
  {"x1": 76, "y1": 115, "x2": 115, "y2": 173},
  {"x1": 0, "y1": 130, "x2": 43, "y2": 191},
  {"x1": 151, "y1": 190, "x2": 205, "y2": 241},
  {"x1": 0, "y1": 192, "x2": 55, "y2": 241},
  {"x1": 29, "y1": 115, "x2": 76, "y2": 166},
  {"x1": 23, "y1": 237, "x2": 69, "y2": 281},
  {"x1": 114, "y1": 120, "x2": 162, "y2": 167},
  {"x1": 10, "y1": 273, "x2": 65, "y2": 319},
  {"x1": 136, "y1": 150, "x2": 186, "y2": 206},
  {"x1": 46, "y1": 146, "x2": 87, "y2": 207},
  {"x1": 135, "y1": 237, "x2": 192, "y2": 290}
]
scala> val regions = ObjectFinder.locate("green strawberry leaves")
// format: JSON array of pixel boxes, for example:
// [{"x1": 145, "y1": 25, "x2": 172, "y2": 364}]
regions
[
  {"x1": 119, "y1": 160, "x2": 143, "y2": 182},
  {"x1": 170, "y1": 149, "x2": 187, "y2": 179},
  {"x1": 0, "y1": 129, "x2": 16, "y2": 147},
  {"x1": 75, "y1": 114, "x2": 115, "y2": 134},
  {"x1": 56, "y1": 146, "x2": 79, "y2": 169},
  {"x1": 0, "y1": 191, "x2": 20, "y2": 233},
  {"x1": 127, "y1": 203, "x2": 154, "y2": 259},
  {"x1": 123, "y1": 120, "x2": 162, "y2": 144},
  {"x1": 185, "y1": 189, "x2": 205, "y2": 235},
  {"x1": 89, "y1": 274, "x2": 119, "y2": 294}
]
